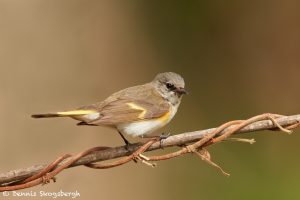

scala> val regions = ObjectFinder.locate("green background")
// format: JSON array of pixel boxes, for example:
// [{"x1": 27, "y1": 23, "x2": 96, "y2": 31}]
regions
[{"x1": 0, "y1": 1, "x2": 299, "y2": 199}]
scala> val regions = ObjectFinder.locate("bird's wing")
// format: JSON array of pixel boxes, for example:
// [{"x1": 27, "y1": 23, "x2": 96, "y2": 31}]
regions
[
  {"x1": 93, "y1": 99, "x2": 170, "y2": 125},
  {"x1": 87, "y1": 87, "x2": 170, "y2": 125}
]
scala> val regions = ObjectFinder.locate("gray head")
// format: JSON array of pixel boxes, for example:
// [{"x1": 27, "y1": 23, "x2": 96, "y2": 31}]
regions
[{"x1": 152, "y1": 72, "x2": 187, "y2": 105}]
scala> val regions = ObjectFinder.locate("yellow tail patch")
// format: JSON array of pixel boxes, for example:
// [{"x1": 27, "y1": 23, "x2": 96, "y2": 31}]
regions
[{"x1": 57, "y1": 110, "x2": 98, "y2": 116}]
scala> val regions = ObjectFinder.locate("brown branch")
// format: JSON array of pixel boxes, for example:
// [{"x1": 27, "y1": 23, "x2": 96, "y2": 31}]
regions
[{"x1": 0, "y1": 113, "x2": 299, "y2": 191}]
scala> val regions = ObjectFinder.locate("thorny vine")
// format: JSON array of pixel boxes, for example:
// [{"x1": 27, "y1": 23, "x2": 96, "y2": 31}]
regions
[{"x1": 0, "y1": 113, "x2": 299, "y2": 192}]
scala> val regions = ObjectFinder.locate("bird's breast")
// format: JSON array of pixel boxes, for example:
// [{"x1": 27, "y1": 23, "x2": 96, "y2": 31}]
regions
[{"x1": 117, "y1": 104, "x2": 178, "y2": 137}]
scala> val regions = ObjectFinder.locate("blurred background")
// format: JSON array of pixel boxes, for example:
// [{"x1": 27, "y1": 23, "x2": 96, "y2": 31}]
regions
[{"x1": 0, "y1": 0, "x2": 300, "y2": 199}]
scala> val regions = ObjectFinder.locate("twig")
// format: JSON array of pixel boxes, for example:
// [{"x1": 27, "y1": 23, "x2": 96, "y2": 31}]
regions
[
  {"x1": 223, "y1": 138, "x2": 256, "y2": 144},
  {"x1": 0, "y1": 113, "x2": 299, "y2": 191}
]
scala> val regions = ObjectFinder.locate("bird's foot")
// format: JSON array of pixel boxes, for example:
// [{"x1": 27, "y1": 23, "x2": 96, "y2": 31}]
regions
[
  {"x1": 152, "y1": 133, "x2": 171, "y2": 149},
  {"x1": 157, "y1": 132, "x2": 171, "y2": 149},
  {"x1": 159, "y1": 132, "x2": 170, "y2": 140},
  {"x1": 140, "y1": 133, "x2": 170, "y2": 149}
]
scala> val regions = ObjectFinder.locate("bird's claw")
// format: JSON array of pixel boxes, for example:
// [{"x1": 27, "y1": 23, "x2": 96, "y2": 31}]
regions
[{"x1": 159, "y1": 132, "x2": 170, "y2": 149}]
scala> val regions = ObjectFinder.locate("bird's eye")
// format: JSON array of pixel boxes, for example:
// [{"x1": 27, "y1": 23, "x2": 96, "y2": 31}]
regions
[{"x1": 166, "y1": 82, "x2": 175, "y2": 90}]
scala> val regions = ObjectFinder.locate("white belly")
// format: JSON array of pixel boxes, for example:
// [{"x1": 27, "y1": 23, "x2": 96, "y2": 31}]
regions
[{"x1": 117, "y1": 104, "x2": 178, "y2": 137}]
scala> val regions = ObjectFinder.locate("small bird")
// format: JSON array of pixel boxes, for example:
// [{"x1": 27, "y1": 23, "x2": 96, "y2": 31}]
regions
[{"x1": 32, "y1": 72, "x2": 187, "y2": 145}]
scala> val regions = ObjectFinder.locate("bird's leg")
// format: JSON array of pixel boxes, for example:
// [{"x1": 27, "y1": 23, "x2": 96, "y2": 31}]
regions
[{"x1": 117, "y1": 131, "x2": 131, "y2": 148}]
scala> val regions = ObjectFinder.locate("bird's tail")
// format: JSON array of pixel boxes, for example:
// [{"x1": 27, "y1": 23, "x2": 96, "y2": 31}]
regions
[
  {"x1": 31, "y1": 113, "x2": 63, "y2": 118},
  {"x1": 31, "y1": 110, "x2": 97, "y2": 118}
]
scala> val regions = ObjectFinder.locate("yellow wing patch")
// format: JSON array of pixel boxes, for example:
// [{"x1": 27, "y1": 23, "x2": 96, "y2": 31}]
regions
[
  {"x1": 57, "y1": 110, "x2": 98, "y2": 116},
  {"x1": 158, "y1": 111, "x2": 171, "y2": 123},
  {"x1": 126, "y1": 103, "x2": 147, "y2": 119}
]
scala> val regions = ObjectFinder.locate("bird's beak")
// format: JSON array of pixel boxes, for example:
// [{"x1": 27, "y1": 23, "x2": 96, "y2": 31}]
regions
[{"x1": 176, "y1": 87, "x2": 188, "y2": 95}]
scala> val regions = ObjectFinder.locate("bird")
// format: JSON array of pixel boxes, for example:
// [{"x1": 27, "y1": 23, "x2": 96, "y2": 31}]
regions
[{"x1": 32, "y1": 72, "x2": 187, "y2": 145}]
